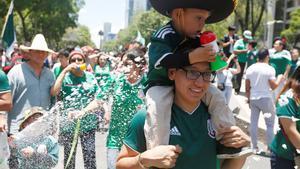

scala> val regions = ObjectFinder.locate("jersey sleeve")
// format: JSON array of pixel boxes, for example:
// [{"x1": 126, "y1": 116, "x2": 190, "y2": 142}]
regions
[
  {"x1": 123, "y1": 110, "x2": 147, "y2": 153},
  {"x1": 0, "y1": 70, "x2": 10, "y2": 93},
  {"x1": 277, "y1": 91, "x2": 298, "y2": 119}
]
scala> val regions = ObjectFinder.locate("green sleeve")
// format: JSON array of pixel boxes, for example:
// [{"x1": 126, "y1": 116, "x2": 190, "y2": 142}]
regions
[
  {"x1": 276, "y1": 94, "x2": 298, "y2": 119},
  {"x1": 0, "y1": 70, "x2": 10, "y2": 93},
  {"x1": 233, "y1": 40, "x2": 242, "y2": 51},
  {"x1": 148, "y1": 40, "x2": 172, "y2": 69},
  {"x1": 123, "y1": 110, "x2": 147, "y2": 153}
]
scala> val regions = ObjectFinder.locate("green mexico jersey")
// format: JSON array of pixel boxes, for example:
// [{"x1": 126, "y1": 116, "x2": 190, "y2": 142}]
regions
[
  {"x1": 94, "y1": 64, "x2": 114, "y2": 101},
  {"x1": 60, "y1": 71, "x2": 99, "y2": 133},
  {"x1": 106, "y1": 74, "x2": 146, "y2": 149},
  {"x1": 53, "y1": 66, "x2": 63, "y2": 79},
  {"x1": 124, "y1": 103, "x2": 218, "y2": 169},
  {"x1": 247, "y1": 50, "x2": 257, "y2": 67},
  {"x1": 269, "y1": 49, "x2": 291, "y2": 76},
  {"x1": 0, "y1": 69, "x2": 10, "y2": 93},
  {"x1": 147, "y1": 21, "x2": 185, "y2": 89},
  {"x1": 270, "y1": 90, "x2": 300, "y2": 160},
  {"x1": 233, "y1": 39, "x2": 248, "y2": 63}
]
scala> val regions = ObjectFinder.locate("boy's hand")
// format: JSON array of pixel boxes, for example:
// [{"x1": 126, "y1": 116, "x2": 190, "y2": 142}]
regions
[
  {"x1": 189, "y1": 46, "x2": 216, "y2": 64},
  {"x1": 21, "y1": 146, "x2": 35, "y2": 158}
]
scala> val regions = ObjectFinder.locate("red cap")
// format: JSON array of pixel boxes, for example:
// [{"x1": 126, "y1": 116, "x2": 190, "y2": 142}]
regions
[{"x1": 200, "y1": 31, "x2": 217, "y2": 45}]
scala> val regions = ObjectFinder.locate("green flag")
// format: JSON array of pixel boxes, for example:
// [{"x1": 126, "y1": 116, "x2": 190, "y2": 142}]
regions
[{"x1": 1, "y1": 0, "x2": 16, "y2": 58}]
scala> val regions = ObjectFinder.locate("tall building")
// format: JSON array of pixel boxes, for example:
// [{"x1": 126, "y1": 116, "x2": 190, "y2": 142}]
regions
[
  {"x1": 125, "y1": 0, "x2": 150, "y2": 27},
  {"x1": 103, "y1": 22, "x2": 112, "y2": 41}
]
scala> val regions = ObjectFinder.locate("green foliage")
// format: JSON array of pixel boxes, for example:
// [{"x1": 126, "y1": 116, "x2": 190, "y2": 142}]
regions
[
  {"x1": 0, "y1": 0, "x2": 84, "y2": 50},
  {"x1": 59, "y1": 25, "x2": 95, "y2": 49},
  {"x1": 281, "y1": 9, "x2": 300, "y2": 44},
  {"x1": 234, "y1": 0, "x2": 266, "y2": 37}
]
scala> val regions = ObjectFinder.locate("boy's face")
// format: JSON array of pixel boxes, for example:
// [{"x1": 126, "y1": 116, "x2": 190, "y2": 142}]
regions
[{"x1": 181, "y1": 9, "x2": 210, "y2": 38}]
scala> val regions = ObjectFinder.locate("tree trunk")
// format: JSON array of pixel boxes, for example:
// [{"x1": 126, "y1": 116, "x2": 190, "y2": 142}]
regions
[{"x1": 15, "y1": 9, "x2": 29, "y2": 42}]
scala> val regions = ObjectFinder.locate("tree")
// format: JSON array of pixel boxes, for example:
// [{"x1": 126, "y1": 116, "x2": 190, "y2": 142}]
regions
[
  {"x1": 59, "y1": 25, "x2": 95, "y2": 49},
  {"x1": 0, "y1": 0, "x2": 84, "y2": 49},
  {"x1": 281, "y1": 9, "x2": 300, "y2": 45},
  {"x1": 234, "y1": 0, "x2": 266, "y2": 36}
]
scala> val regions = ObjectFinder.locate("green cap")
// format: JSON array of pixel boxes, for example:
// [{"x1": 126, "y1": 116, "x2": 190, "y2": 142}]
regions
[{"x1": 210, "y1": 55, "x2": 228, "y2": 71}]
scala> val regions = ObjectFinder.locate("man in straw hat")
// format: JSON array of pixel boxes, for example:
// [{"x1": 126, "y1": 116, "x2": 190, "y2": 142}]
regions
[
  {"x1": 7, "y1": 33, "x2": 57, "y2": 136},
  {"x1": 143, "y1": 0, "x2": 251, "y2": 164}
]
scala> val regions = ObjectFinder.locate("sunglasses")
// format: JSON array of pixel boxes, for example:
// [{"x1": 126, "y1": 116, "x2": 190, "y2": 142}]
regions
[{"x1": 70, "y1": 58, "x2": 83, "y2": 63}]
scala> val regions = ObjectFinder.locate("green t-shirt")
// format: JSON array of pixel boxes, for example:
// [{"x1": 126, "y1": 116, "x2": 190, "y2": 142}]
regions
[
  {"x1": 270, "y1": 90, "x2": 300, "y2": 160},
  {"x1": 233, "y1": 39, "x2": 248, "y2": 63},
  {"x1": 106, "y1": 74, "x2": 146, "y2": 149},
  {"x1": 269, "y1": 49, "x2": 292, "y2": 76},
  {"x1": 246, "y1": 50, "x2": 257, "y2": 68},
  {"x1": 52, "y1": 66, "x2": 63, "y2": 79},
  {"x1": 94, "y1": 65, "x2": 114, "y2": 101},
  {"x1": 124, "y1": 103, "x2": 218, "y2": 169},
  {"x1": 60, "y1": 71, "x2": 99, "y2": 133},
  {"x1": 0, "y1": 69, "x2": 10, "y2": 93},
  {"x1": 146, "y1": 21, "x2": 185, "y2": 89}
]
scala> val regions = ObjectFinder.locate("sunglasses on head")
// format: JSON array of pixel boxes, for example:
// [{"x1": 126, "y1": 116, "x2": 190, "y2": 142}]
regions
[{"x1": 70, "y1": 58, "x2": 83, "y2": 63}]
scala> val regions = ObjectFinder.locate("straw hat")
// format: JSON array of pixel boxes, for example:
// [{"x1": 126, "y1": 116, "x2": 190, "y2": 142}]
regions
[
  {"x1": 19, "y1": 34, "x2": 55, "y2": 53},
  {"x1": 149, "y1": 0, "x2": 238, "y2": 23},
  {"x1": 19, "y1": 106, "x2": 45, "y2": 130}
]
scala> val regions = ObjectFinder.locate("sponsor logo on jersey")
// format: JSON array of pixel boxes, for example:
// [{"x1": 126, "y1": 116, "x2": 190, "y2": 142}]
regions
[
  {"x1": 207, "y1": 119, "x2": 216, "y2": 139},
  {"x1": 170, "y1": 126, "x2": 181, "y2": 136}
]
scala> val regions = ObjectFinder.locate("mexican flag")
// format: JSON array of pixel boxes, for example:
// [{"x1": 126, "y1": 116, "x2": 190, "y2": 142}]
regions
[{"x1": 1, "y1": 0, "x2": 16, "y2": 58}]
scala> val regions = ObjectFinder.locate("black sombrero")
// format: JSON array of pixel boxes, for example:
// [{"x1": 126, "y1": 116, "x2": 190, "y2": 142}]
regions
[{"x1": 149, "y1": 0, "x2": 238, "y2": 23}]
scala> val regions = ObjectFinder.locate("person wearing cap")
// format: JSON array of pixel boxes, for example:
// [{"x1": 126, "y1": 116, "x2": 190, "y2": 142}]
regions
[
  {"x1": 52, "y1": 50, "x2": 101, "y2": 169},
  {"x1": 117, "y1": 39, "x2": 250, "y2": 169},
  {"x1": 268, "y1": 39, "x2": 292, "y2": 100},
  {"x1": 0, "y1": 69, "x2": 12, "y2": 132},
  {"x1": 9, "y1": 107, "x2": 59, "y2": 169},
  {"x1": 233, "y1": 30, "x2": 253, "y2": 94},
  {"x1": 222, "y1": 26, "x2": 239, "y2": 58},
  {"x1": 269, "y1": 66, "x2": 300, "y2": 168},
  {"x1": 245, "y1": 48, "x2": 284, "y2": 154},
  {"x1": 144, "y1": 0, "x2": 251, "y2": 159}
]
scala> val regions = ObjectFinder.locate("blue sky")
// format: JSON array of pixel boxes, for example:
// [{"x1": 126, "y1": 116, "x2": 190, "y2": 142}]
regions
[{"x1": 78, "y1": 0, "x2": 126, "y2": 47}]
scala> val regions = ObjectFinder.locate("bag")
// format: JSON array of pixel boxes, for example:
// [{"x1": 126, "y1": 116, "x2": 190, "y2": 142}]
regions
[{"x1": 217, "y1": 83, "x2": 225, "y2": 91}]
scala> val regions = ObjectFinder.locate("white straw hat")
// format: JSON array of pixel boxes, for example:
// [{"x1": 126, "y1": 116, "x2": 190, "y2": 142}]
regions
[{"x1": 19, "y1": 34, "x2": 55, "y2": 53}]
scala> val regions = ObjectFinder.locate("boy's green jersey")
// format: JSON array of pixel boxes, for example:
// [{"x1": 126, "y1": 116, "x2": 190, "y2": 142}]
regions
[{"x1": 146, "y1": 21, "x2": 185, "y2": 89}]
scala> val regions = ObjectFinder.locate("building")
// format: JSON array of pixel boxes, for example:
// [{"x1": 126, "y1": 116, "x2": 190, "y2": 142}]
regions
[
  {"x1": 265, "y1": 0, "x2": 300, "y2": 48},
  {"x1": 103, "y1": 22, "x2": 112, "y2": 42},
  {"x1": 125, "y1": 0, "x2": 150, "y2": 27}
]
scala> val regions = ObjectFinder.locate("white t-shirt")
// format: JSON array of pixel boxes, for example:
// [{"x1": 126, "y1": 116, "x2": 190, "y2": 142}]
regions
[{"x1": 245, "y1": 62, "x2": 276, "y2": 100}]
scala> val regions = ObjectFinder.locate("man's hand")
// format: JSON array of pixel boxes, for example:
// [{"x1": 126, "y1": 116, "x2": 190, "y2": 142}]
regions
[
  {"x1": 140, "y1": 145, "x2": 182, "y2": 168},
  {"x1": 218, "y1": 126, "x2": 250, "y2": 148}
]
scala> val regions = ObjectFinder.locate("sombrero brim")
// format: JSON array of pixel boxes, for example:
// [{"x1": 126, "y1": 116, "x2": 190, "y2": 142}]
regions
[
  {"x1": 150, "y1": 0, "x2": 237, "y2": 23},
  {"x1": 19, "y1": 45, "x2": 55, "y2": 54}
]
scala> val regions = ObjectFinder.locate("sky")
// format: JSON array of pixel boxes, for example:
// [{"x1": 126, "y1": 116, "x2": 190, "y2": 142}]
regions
[{"x1": 78, "y1": 0, "x2": 126, "y2": 47}]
